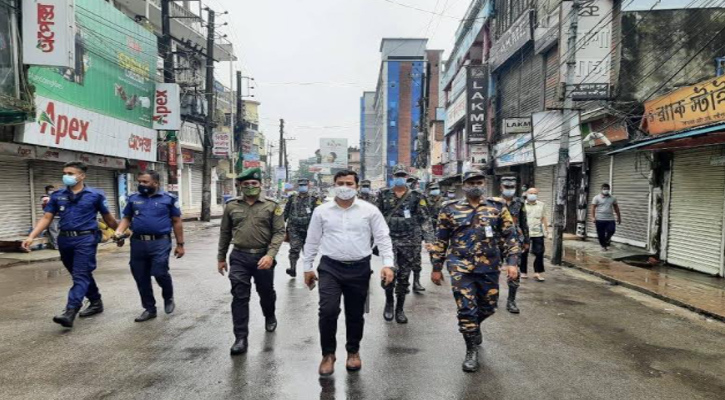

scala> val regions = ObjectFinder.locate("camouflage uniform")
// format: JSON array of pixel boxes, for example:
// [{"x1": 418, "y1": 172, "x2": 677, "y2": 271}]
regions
[
  {"x1": 283, "y1": 179, "x2": 322, "y2": 277},
  {"x1": 426, "y1": 183, "x2": 446, "y2": 231},
  {"x1": 358, "y1": 179, "x2": 377, "y2": 204},
  {"x1": 501, "y1": 176, "x2": 528, "y2": 314},
  {"x1": 376, "y1": 165, "x2": 434, "y2": 323}
]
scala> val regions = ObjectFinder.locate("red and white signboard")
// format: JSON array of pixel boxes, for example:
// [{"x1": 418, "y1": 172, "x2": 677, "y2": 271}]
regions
[
  {"x1": 213, "y1": 131, "x2": 231, "y2": 157},
  {"x1": 153, "y1": 83, "x2": 181, "y2": 130},
  {"x1": 22, "y1": 0, "x2": 75, "y2": 68},
  {"x1": 243, "y1": 160, "x2": 261, "y2": 168},
  {"x1": 18, "y1": 96, "x2": 157, "y2": 162}
]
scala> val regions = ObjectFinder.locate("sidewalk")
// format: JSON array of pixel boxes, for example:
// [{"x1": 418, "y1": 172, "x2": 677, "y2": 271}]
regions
[
  {"x1": 0, "y1": 219, "x2": 222, "y2": 269},
  {"x1": 548, "y1": 235, "x2": 725, "y2": 322}
]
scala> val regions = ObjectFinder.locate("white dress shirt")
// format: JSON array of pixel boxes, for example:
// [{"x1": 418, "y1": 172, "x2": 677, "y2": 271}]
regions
[{"x1": 302, "y1": 197, "x2": 394, "y2": 272}]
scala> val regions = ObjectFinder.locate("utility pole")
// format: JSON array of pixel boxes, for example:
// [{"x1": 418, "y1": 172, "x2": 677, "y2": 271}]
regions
[
  {"x1": 160, "y1": 0, "x2": 179, "y2": 198},
  {"x1": 201, "y1": 8, "x2": 215, "y2": 222},
  {"x1": 552, "y1": 0, "x2": 580, "y2": 265},
  {"x1": 278, "y1": 119, "x2": 284, "y2": 193},
  {"x1": 235, "y1": 70, "x2": 244, "y2": 175}
]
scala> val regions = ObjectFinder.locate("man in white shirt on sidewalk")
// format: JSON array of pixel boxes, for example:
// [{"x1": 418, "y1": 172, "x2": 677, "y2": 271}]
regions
[{"x1": 303, "y1": 170, "x2": 395, "y2": 377}]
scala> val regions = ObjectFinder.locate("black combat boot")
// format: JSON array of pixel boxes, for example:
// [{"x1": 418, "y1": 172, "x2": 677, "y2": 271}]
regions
[
  {"x1": 286, "y1": 258, "x2": 297, "y2": 277},
  {"x1": 507, "y1": 282, "x2": 520, "y2": 314},
  {"x1": 413, "y1": 271, "x2": 426, "y2": 293},
  {"x1": 230, "y1": 338, "x2": 248, "y2": 355},
  {"x1": 395, "y1": 295, "x2": 408, "y2": 324},
  {"x1": 462, "y1": 333, "x2": 480, "y2": 372},
  {"x1": 474, "y1": 327, "x2": 483, "y2": 345},
  {"x1": 53, "y1": 307, "x2": 80, "y2": 328},
  {"x1": 79, "y1": 299, "x2": 104, "y2": 318},
  {"x1": 383, "y1": 288, "x2": 394, "y2": 322}
]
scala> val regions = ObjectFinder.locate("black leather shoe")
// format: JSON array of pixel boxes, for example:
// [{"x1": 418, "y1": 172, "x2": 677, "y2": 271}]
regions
[
  {"x1": 395, "y1": 296, "x2": 408, "y2": 324},
  {"x1": 506, "y1": 300, "x2": 520, "y2": 314},
  {"x1": 134, "y1": 310, "x2": 157, "y2": 322},
  {"x1": 285, "y1": 268, "x2": 296, "y2": 277},
  {"x1": 265, "y1": 316, "x2": 278, "y2": 332},
  {"x1": 383, "y1": 290, "x2": 394, "y2": 322},
  {"x1": 230, "y1": 338, "x2": 248, "y2": 355},
  {"x1": 462, "y1": 334, "x2": 480, "y2": 372},
  {"x1": 53, "y1": 308, "x2": 79, "y2": 328},
  {"x1": 413, "y1": 274, "x2": 425, "y2": 293},
  {"x1": 79, "y1": 299, "x2": 104, "y2": 318},
  {"x1": 164, "y1": 299, "x2": 175, "y2": 314}
]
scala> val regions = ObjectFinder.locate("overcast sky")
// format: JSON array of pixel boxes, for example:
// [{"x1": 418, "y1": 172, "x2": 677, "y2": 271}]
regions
[{"x1": 212, "y1": 0, "x2": 471, "y2": 168}]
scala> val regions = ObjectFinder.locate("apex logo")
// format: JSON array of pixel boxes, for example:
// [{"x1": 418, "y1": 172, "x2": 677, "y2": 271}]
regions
[
  {"x1": 153, "y1": 90, "x2": 172, "y2": 125},
  {"x1": 38, "y1": 101, "x2": 89, "y2": 145}
]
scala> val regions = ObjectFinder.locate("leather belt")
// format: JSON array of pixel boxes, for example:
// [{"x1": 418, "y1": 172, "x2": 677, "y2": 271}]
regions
[
  {"x1": 59, "y1": 230, "x2": 96, "y2": 237},
  {"x1": 132, "y1": 234, "x2": 171, "y2": 241},
  {"x1": 322, "y1": 255, "x2": 371, "y2": 265},
  {"x1": 234, "y1": 246, "x2": 268, "y2": 254}
]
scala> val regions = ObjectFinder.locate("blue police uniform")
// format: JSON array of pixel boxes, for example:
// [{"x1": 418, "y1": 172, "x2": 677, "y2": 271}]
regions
[
  {"x1": 123, "y1": 191, "x2": 181, "y2": 313},
  {"x1": 45, "y1": 186, "x2": 111, "y2": 310}
]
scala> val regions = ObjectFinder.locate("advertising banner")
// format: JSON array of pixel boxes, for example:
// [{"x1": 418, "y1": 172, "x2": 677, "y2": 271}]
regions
[
  {"x1": 466, "y1": 65, "x2": 487, "y2": 143},
  {"x1": 22, "y1": 0, "x2": 75, "y2": 68},
  {"x1": 213, "y1": 131, "x2": 231, "y2": 157},
  {"x1": 27, "y1": 0, "x2": 157, "y2": 128},
  {"x1": 319, "y1": 138, "x2": 348, "y2": 168},
  {"x1": 495, "y1": 133, "x2": 535, "y2": 167},
  {"x1": 469, "y1": 144, "x2": 490, "y2": 169},
  {"x1": 531, "y1": 111, "x2": 583, "y2": 167},
  {"x1": 445, "y1": 94, "x2": 467, "y2": 133},
  {"x1": 243, "y1": 160, "x2": 260, "y2": 168},
  {"x1": 153, "y1": 83, "x2": 181, "y2": 130},
  {"x1": 18, "y1": 95, "x2": 157, "y2": 161},
  {"x1": 181, "y1": 149, "x2": 194, "y2": 164}
]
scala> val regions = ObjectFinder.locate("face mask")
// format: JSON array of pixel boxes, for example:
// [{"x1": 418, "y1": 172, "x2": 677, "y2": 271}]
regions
[
  {"x1": 62, "y1": 174, "x2": 78, "y2": 187},
  {"x1": 527, "y1": 194, "x2": 538, "y2": 202},
  {"x1": 242, "y1": 186, "x2": 261, "y2": 197},
  {"x1": 47, "y1": 190, "x2": 54, "y2": 195},
  {"x1": 429, "y1": 189, "x2": 440, "y2": 196},
  {"x1": 138, "y1": 184, "x2": 156, "y2": 196},
  {"x1": 447, "y1": 193, "x2": 456, "y2": 199},
  {"x1": 602, "y1": 189, "x2": 610, "y2": 195},
  {"x1": 360, "y1": 187, "x2": 371, "y2": 194},
  {"x1": 502, "y1": 189, "x2": 516, "y2": 198},
  {"x1": 335, "y1": 186, "x2": 357, "y2": 200},
  {"x1": 393, "y1": 177, "x2": 407, "y2": 187},
  {"x1": 463, "y1": 186, "x2": 484, "y2": 198},
  {"x1": 298, "y1": 185, "x2": 309, "y2": 194}
]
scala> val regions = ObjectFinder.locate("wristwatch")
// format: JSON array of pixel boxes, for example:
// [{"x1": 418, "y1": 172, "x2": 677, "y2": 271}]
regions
[{"x1": 177, "y1": 242, "x2": 185, "y2": 247}]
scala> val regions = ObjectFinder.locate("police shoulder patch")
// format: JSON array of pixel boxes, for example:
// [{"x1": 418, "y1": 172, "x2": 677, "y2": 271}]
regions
[
  {"x1": 316, "y1": 199, "x2": 322, "y2": 205},
  {"x1": 274, "y1": 206, "x2": 283, "y2": 216},
  {"x1": 174, "y1": 201, "x2": 181, "y2": 209},
  {"x1": 419, "y1": 198, "x2": 427, "y2": 206}
]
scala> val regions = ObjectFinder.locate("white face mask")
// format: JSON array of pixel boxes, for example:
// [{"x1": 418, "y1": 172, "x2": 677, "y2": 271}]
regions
[
  {"x1": 527, "y1": 194, "x2": 538, "y2": 202},
  {"x1": 602, "y1": 189, "x2": 610, "y2": 195},
  {"x1": 334, "y1": 186, "x2": 357, "y2": 201}
]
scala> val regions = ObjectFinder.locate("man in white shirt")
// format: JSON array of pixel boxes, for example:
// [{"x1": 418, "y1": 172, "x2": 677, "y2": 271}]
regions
[{"x1": 303, "y1": 170, "x2": 395, "y2": 377}]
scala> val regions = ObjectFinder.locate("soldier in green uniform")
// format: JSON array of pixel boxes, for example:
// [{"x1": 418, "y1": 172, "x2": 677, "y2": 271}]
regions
[
  {"x1": 430, "y1": 170, "x2": 520, "y2": 372},
  {"x1": 358, "y1": 179, "x2": 376, "y2": 203},
  {"x1": 376, "y1": 164, "x2": 434, "y2": 323},
  {"x1": 500, "y1": 176, "x2": 528, "y2": 314},
  {"x1": 283, "y1": 178, "x2": 322, "y2": 277},
  {"x1": 426, "y1": 182, "x2": 445, "y2": 231},
  {"x1": 217, "y1": 168, "x2": 286, "y2": 356}
]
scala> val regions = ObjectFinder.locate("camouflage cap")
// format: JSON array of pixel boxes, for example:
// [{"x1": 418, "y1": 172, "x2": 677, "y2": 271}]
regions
[
  {"x1": 428, "y1": 182, "x2": 440, "y2": 190},
  {"x1": 462, "y1": 170, "x2": 486, "y2": 183},
  {"x1": 360, "y1": 179, "x2": 371, "y2": 186},
  {"x1": 501, "y1": 175, "x2": 517, "y2": 187},
  {"x1": 392, "y1": 164, "x2": 408, "y2": 176},
  {"x1": 297, "y1": 178, "x2": 309, "y2": 185},
  {"x1": 237, "y1": 167, "x2": 263, "y2": 182}
]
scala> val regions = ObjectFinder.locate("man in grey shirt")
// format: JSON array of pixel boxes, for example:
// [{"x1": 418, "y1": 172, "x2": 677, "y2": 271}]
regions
[{"x1": 591, "y1": 183, "x2": 621, "y2": 251}]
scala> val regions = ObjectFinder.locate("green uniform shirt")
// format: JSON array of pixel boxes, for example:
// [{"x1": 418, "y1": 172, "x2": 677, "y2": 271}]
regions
[{"x1": 218, "y1": 196, "x2": 286, "y2": 261}]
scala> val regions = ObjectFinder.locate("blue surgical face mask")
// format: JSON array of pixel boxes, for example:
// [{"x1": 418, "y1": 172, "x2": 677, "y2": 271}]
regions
[
  {"x1": 429, "y1": 189, "x2": 440, "y2": 196},
  {"x1": 527, "y1": 194, "x2": 538, "y2": 202},
  {"x1": 62, "y1": 174, "x2": 78, "y2": 187},
  {"x1": 502, "y1": 189, "x2": 516, "y2": 198},
  {"x1": 393, "y1": 177, "x2": 407, "y2": 187},
  {"x1": 447, "y1": 192, "x2": 456, "y2": 199},
  {"x1": 298, "y1": 185, "x2": 309, "y2": 194},
  {"x1": 361, "y1": 187, "x2": 371, "y2": 194}
]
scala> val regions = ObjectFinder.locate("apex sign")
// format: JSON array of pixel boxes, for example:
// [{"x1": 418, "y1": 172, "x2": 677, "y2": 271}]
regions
[
  {"x1": 153, "y1": 83, "x2": 181, "y2": 130},
  {"x1": 38, "y1": 101, "x2": 90, "y2": 145}
]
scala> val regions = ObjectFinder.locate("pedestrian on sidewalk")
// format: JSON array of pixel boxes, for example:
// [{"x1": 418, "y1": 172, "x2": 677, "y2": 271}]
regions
[
  {"x1": 114, "y1": 170, "x2": 185, "y2": 323},
  {"x1": 376, "y1": 164, "x2": 434, "y2": 321},
  {"x1": 591, "y1": 183, "x2": 621, "y2": 251},
  {"x1": 22, "y1": 161, "x2": 119, "y2": 329},
  {"x1": 41, "y1": 185, "x2": 60, "y2": 250},
  {"x1": 283, "y1": 178, "x2": 322, "y2": 277},
  {"x1": 500, "y1": 176, "x2": 528, "y2": 314},
  {"x1": 522, "y1": 188, "x2": 548, "y2": 282},
  {"x1": 429, "y1": 170, "x2": 520, "y2": 372},
  {"x1": 217, "y1": 168, "x2": 286, "y2": 356},
  {"x1": 302, "y1": 170, "x2": 395, "y2": 376}
]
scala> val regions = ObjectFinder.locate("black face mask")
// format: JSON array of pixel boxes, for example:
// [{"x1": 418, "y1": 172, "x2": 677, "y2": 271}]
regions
[{"x1": 138, "y1": 184, "x2": 156, "y2": 195}]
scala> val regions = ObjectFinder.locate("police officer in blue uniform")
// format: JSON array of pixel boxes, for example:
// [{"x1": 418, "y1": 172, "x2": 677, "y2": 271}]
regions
[
  {"x1": 23, "y1": 161, "x2": 120, "y2": 329},
  {"x1": 115, "y1": 170, "x2": 185, "y2": 322}
]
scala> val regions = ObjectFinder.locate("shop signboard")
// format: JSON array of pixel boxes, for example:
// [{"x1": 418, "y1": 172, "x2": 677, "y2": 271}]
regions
[
  {"x1": 490, "y1": 10, "x2": 533, "y2": 71},
  {"x1": 531, "y1": 111, "x2": 583, "y2": 166},
  {"x1": 153, "y1": 84, "x2": 181, "y2": 130},
  {"x1": 445, "y1": 94, "x2": 467, "y2": 133},
  {"x1": 181, "y1": 148, "x2": 194, "y2": 164},
  {"x1": 212, "y1": 131, "x2": 230, "y2": 157},
  {"x1": 495, "y1": 133, "x2": 535, "y2": 167},
  {"x1": 466, "y1": 65, "x2": 487, "y2": 143},
  {"x1": 22, "y1": 0, "x2": 75, "y2": 68},
  {"x1": 319, "y1": 138, "x2": 348, "y2": 168},
  {"x1": 503, "y1": 117, "x2": 532, "y2": 135}
]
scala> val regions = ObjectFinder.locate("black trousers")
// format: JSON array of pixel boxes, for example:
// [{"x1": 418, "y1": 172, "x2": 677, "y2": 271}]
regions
[
  {"x1": 229, "y1": 250, "x2": 276, "y2": 340},
  {"x1": 520, "y1": 237, "x2": 545, "y2": 274},
  {"x1": 595, "y1": 220, "x2": 617, "y2": 247},
  {"x1": 318, "y1": 256, "x2": 371, "y2": 356}
]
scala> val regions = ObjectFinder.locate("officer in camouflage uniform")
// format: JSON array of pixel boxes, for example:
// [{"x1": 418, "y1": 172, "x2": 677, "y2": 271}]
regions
[
  {"x1": 358, "y1": 179, "x2": 376, "y2": 203},
  {"x1": 426, "y1": 182, "x2": 445, "y2": 231},
  {"x1": 283, "y1": 178, "x2": 322, "y2": 277},
  {"x1": 430, "y1": 170, "x2": 520, "y2": 373},
  {"x1": 376, "y1": 164, "x2": 434, "y2": 323},
  {"x1": 500, "y1": 176, "x2": 528, "y2": 314}
]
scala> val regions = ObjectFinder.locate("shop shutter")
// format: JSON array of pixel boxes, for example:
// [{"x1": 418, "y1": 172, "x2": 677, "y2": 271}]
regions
[
  {"x1": 586, "y1": 154, "x2": 611, "y2": 239},
  {"x1": 535, "y1": 165, "x2": 556, "y2": 223},
  {"x1": 191, "y1": 163, "x2": 203, "y2": 206},
  {"x1": 0, "y1": 159, "x2": 32, "y2": 237},
  {"x1": 499, "y1": 65, "x2": 519, "y2": 120},
  {"x1": 544, "y1": 45, "x2": 559, "y2": 106},
  {"x1": 31, "y1": 160, "x2": 65, "y2": 222},
  {"x1": 667, "y1": 148, "x2": 725, "y2": 275},
  {"x1": 519, "y1": 47, "x2": 542, "y2": 116},
  {"x1": 611, "y1": 153, "x2": 650, "y2": 247},
  {"x1": 86, "y1": 167, "x2": 118, "y2": 218}
]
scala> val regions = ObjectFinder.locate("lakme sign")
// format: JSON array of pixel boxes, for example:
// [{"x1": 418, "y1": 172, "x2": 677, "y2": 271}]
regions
[{"x1": 466, "y1": 65, "x2": 488, "y2": 143}]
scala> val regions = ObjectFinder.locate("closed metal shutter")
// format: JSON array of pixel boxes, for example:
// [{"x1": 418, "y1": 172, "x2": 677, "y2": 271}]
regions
[
  {"x1": 519, "y1": 47, "x2": 542, "y2": 116},
  {"x1": 499, "y1": 65, "x2": 519, "y2": 120},
  {"x1": 191, "y1": 163, "x2": 203, "y2": 206},
  {"x1": 535, "y1": 165, "x2": 556, "y2": 223},
  {"x1": 0, "y1": 159, "x2": 32, "y2": 237},
  {"x1": 611, "y1": 153, "x2": 650, "y2": 247},
  {"x1": 544, "y1": 45, "x2": 559, "y2": 106},
  {"x1": 31, "y1": 160, "x2": 65, "y2": 222},
  {"x1": 667, "y1": 148, "x2": 725, "y2": 275},
  {"x1": 586, "y1": 154, "x2": 611, "y2": 239},
  {"x1": 86, "y1": 167, "x2": 118, "y2": 218}
]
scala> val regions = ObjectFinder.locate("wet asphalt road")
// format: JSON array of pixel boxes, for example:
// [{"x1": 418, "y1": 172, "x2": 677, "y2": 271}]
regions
[{"x1": 1, "y1": 226, "x2": 724, "y2": 400}]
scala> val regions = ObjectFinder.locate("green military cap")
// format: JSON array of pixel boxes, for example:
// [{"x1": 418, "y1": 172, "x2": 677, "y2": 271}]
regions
[
  {"x1": 297, "y1": 178, "x2": 309, "y2": 185},
  {"x1": 361, "y1": 179, "x2": 371, "y2": 186},
  {"x1": 237, "y1": 167, "x2": 263, "y2": 182},
  {"x1": 392, "y1": 164, "x2": 408, "y2": 176},
  {"x1": 501, "y1": 176, "x2": 517, "y2": 187},
  {"x1": 462, "y1": 170, "x2": 486, "y2": 182}
]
